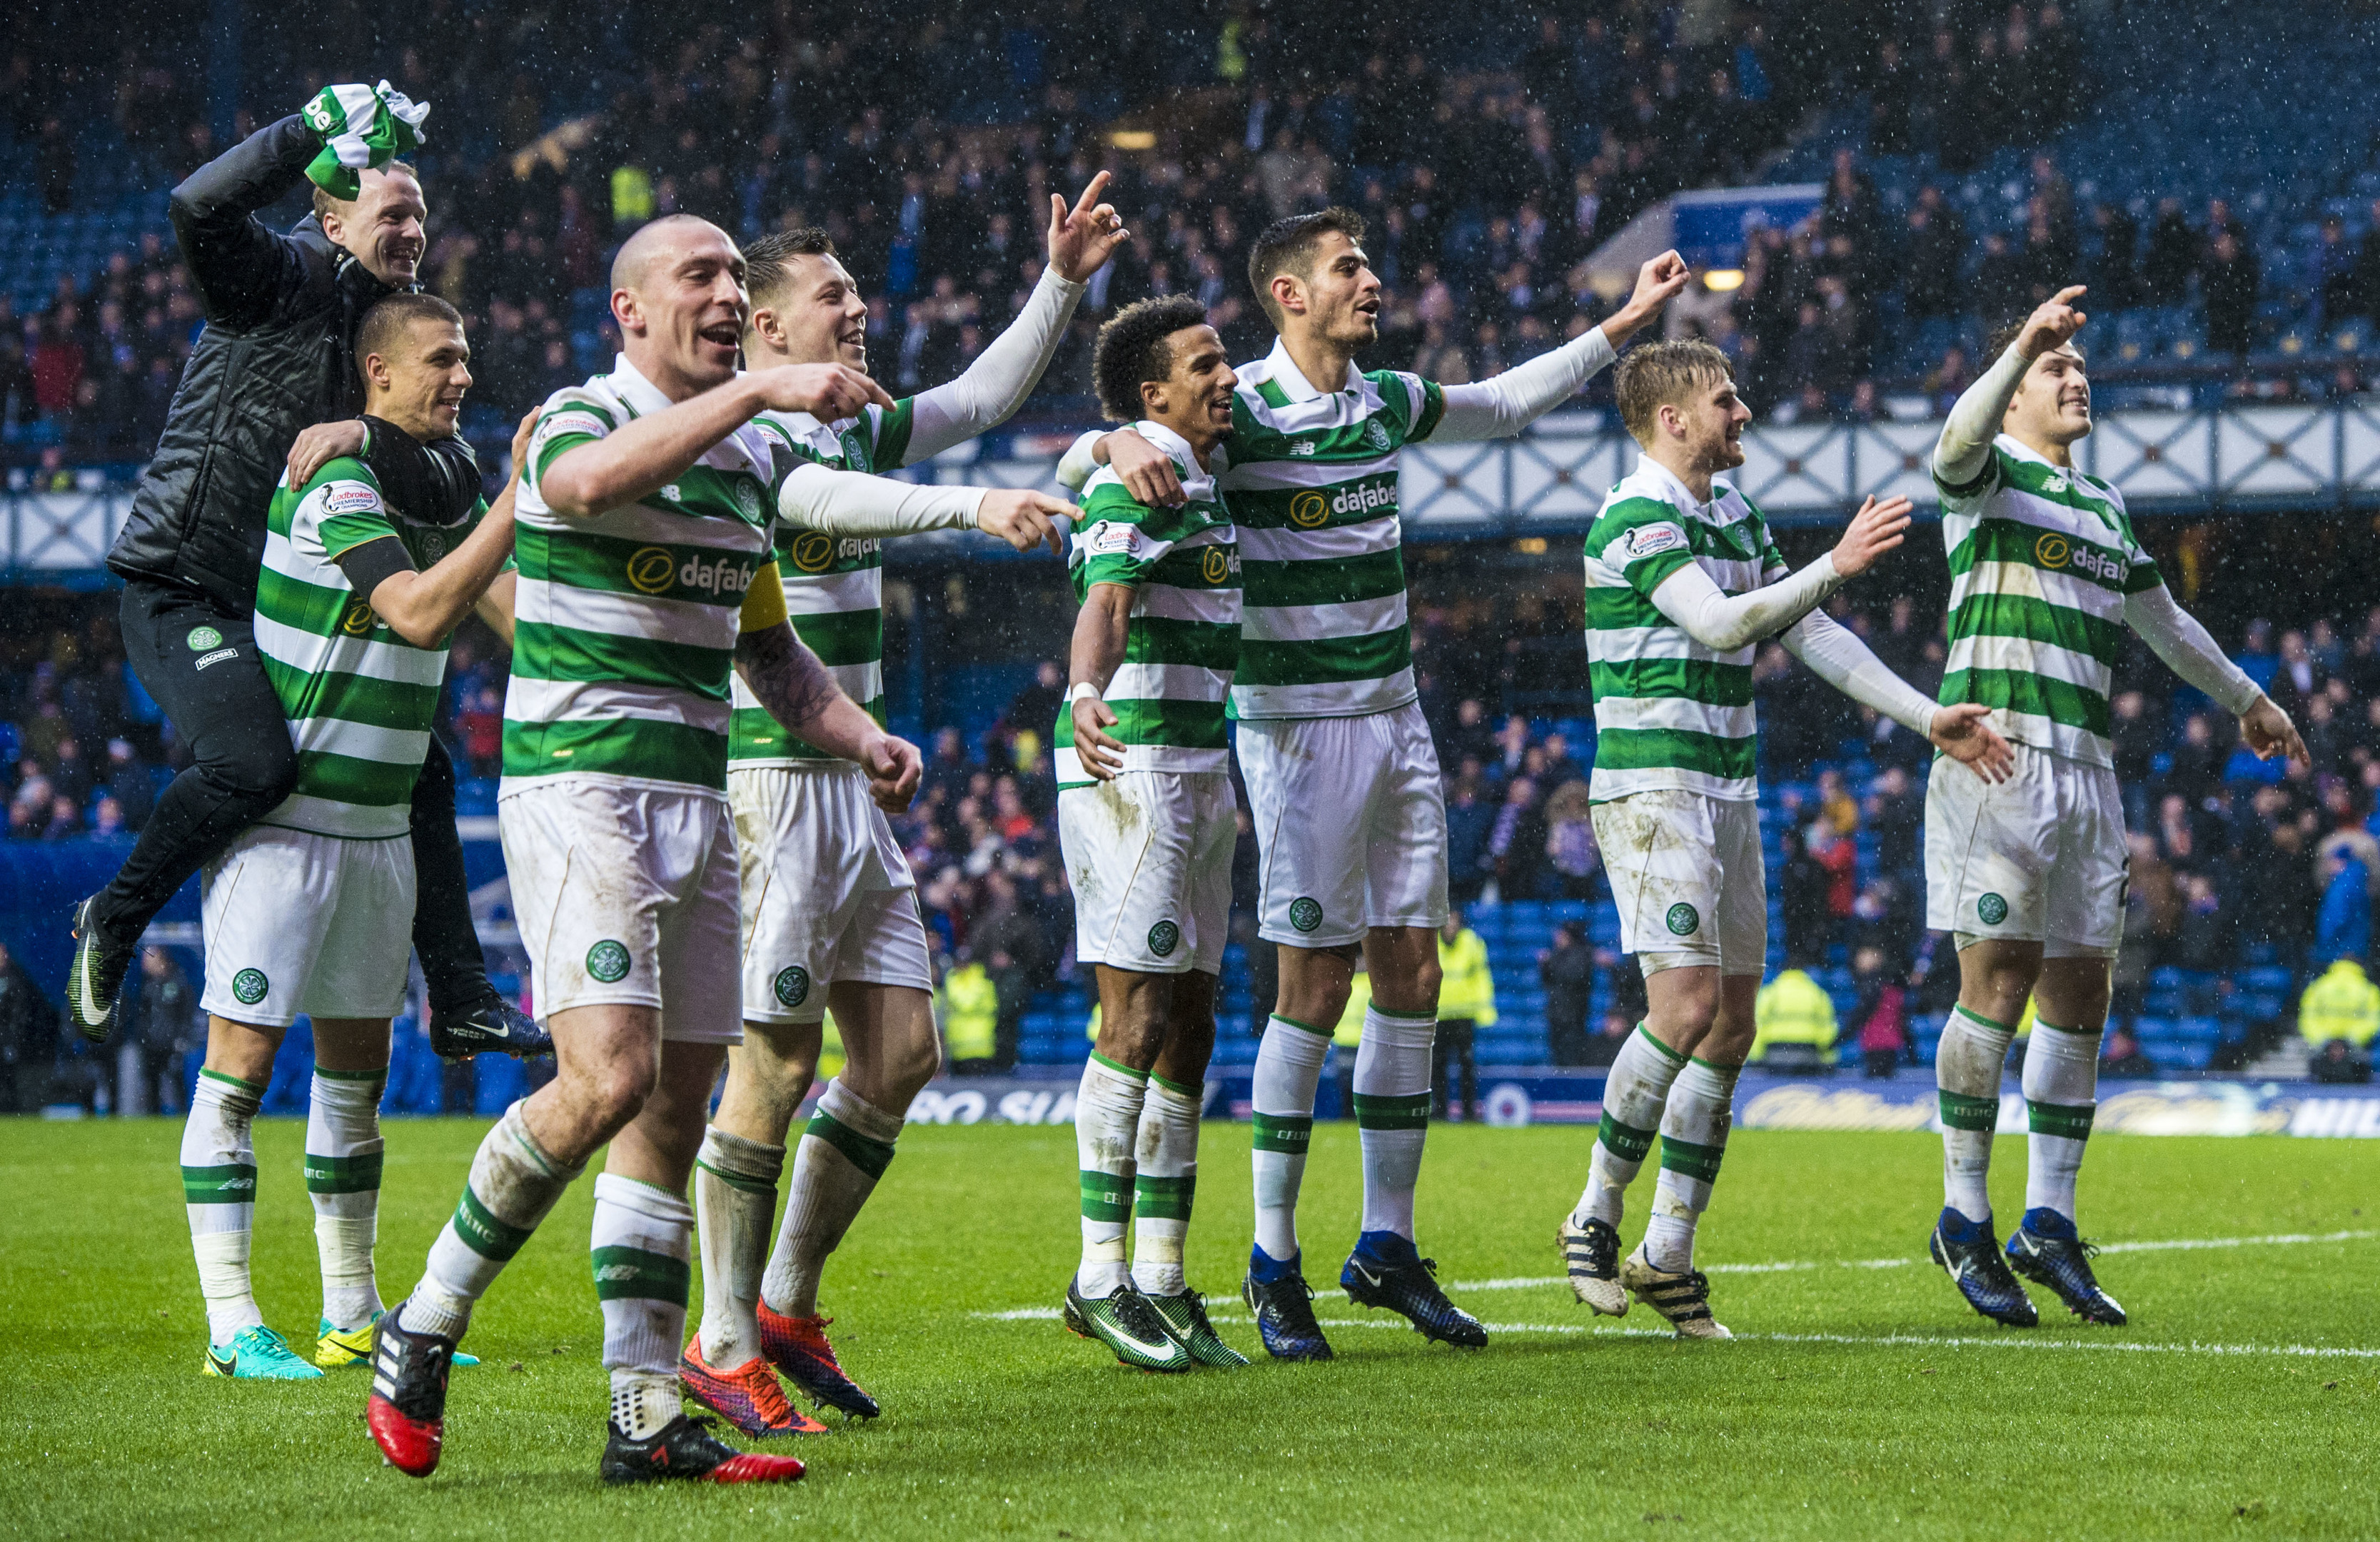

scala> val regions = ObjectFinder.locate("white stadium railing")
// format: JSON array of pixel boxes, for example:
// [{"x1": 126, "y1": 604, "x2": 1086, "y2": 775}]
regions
[{"x1": 11, "y1": 398, "x2": 2380, "y2": 571}]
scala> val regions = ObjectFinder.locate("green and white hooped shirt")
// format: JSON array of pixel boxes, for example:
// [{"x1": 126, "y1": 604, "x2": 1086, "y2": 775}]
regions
[
  {"x1": 1581, "y1": 456, "x2": 1789, "y2": 805},
  {"x1": 1214, "y1": 338, "x2": 1443, "y2": 722},
  {"x1": 1934, "y1": 433, "x2": 2160, "y2": 770},
  {"x1": 1055, "y1": 420, "x2": 1241, "y2": 790},
  {"x1": 505, "y1": 357, "x2": 781, "y2": 796},
  {"x1": 253, "y1": 455, "x2": 488, "y2": 838},
  {"x1": 728, "y1": 399, "x2": 919, "y2": 768}
]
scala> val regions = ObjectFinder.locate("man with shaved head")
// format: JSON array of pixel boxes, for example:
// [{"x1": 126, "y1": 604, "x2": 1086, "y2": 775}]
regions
[{"x1": 368, "y1": 213, "x2": 1074, "y2": 1486}]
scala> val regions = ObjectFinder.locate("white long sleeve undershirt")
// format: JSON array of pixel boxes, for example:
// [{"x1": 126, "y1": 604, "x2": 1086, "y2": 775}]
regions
[
  {"x1": 1430, "y1": 326, "x2": 1616, "y2": 441},
  {"x1": 1782, "y1": 608, "x2": 1941, "y2": 735},
  {"x1": 900, "y1": 269, "x2": 1085, "y2": 463},
  {"x1": 1646, "y1": 552, "x2": 1848, "y2": 654},
  {"x1": 775, "y1": 460, "x2": 984, "y2": 535},
  {"x1": 2124, "y1": 583, "x2": 2263, "y2": 715},
  {"x1": 1932, "y1": 341, "x2": 2032, "y2": 487}
]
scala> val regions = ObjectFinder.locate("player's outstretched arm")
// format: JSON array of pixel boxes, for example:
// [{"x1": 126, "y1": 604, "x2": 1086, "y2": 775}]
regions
[
  {"x1": 1065, "y1": 583, "x2": 1136, "y2": 782},
  {"x1": 1646, "y1": 496, "x2": 1911, "y2": 652},
  {"x1": 1783, "y1": 610, "x2": 2012, "y2": 782},
  {"x1": 337, "y1": 408, "x2": 530, "y2": 649},
  {"x1": 1431, "y1": 251, "x2": 1690, "y2": 442},
  {"x1": 1936, "y1": 286, "x2": 2087, "y2": 488},
  {"x1": 777, "y1": 464, "x2": 1066, "y2": 555},
  {"x1": 734, "y1": 588, "x2": 924, "y2": 812},
  {"x1": 2124, "y1": 582, "x2": 2306, "y2": 767},
  {"x1": 540, "y1": 364, "x2": 891, "y2": 518}
]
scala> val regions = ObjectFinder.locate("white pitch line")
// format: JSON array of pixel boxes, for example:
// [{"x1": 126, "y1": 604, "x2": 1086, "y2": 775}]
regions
[
  {"x1": 1446, "y1": 1228, "x2": 2379, "y2": 1292},
  {"x1": 970, "y1": 1309, "x2": 2380, "y2": 1359}
]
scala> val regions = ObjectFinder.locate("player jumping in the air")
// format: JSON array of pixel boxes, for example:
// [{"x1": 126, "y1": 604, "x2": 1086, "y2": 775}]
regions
[
  {"x1": 1073, "y1": 214, "x2": 1694, "y2": 1359},
  {"x1": 1054, "y1": 297, "x2": 1249, "y2": 1374},
  {"x1": 369, "y1": 213, "x2": 1074, "y2": 1485},
  {"x1": 183, "y1": 294, "x2": 520, "y2": 1380},
  {"x1": 1924, "y1": 288, "x2": 2304, "y2": 1326},
  {"x1": 680, "y1": 178, "x2": 1121, "y2": 1433},
  {"x1": 1561, "y1": 340, "x2": 2012, "y2": 1337}
]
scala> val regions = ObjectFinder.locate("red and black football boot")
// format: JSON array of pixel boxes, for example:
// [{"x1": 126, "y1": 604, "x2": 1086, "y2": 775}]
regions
[
  {"x1": 366, "y1": 1304, "x2": 456, "y2": 1477},
  {"x1": 599, "y1": 1414, "x2": 807, "y2": 1486}
]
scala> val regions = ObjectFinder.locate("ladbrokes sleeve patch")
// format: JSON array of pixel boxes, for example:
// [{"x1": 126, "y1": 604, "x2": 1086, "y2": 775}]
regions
[
  {"x1": 321, "y1": 482, "x2": 383, "y2": 515},
  {"x1": 1623, "y1": 521, "x2": 1688, "y2": 560},
  {"x1": 1089, "y1": 520, "x2": 1143, "y2": 557},
  {"x1": 535, "y1": 410, "x2": 610, "y2": 448}
]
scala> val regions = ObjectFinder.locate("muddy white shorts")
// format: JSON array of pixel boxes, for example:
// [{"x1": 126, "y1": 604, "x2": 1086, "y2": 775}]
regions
[
  {"x1": 498, "y1": 775, "x2": 742, "y2": 1041},
  {"x1": 1239, "y1": 700, "x2": 1448, "y2": 949},
  {"x1": 1591, "y1": 789, "x2": 1767, "y2": 975},
  {"x1": 1059, "y1": 770, "x2": 1236, "y2": 974},
  {"x1": 730, "y1": 763, "x2": 934, "y2": 1024},
  {"x1": 200, "y1": 825, "x2": 415, "y2": 1027},
  {"x1": 1925, "y1": 744, "x2": 2125, "y2": 955}
]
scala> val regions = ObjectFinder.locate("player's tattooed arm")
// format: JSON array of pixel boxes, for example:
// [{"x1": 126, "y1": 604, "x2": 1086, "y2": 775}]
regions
[
  {"x1": 1065, "y1": 581, "x2": 1136, "y2": 782},
  {"x1": 735, "y1": 619, "x2": 924, "y2": 812}
]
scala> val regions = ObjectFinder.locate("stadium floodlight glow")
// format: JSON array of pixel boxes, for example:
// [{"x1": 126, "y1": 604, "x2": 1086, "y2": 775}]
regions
[
  {"x1": 1109, "y1": 130, "x2": 1156, "y2": 151},
  {"x1": 1703, "y1": 269, "x2": 1745, "y2": 292}
]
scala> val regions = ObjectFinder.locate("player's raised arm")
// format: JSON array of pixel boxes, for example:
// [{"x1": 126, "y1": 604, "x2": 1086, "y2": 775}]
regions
[
  {"x1": 896, "y1": 174, "x2": 1124, "y2": 463},
  {"x1": 1428, "y1": 251, "x2": 1690, "y2": 442},
  {"x1": 1936, "y1": 286, "x2": 2088, "y2": 489}
]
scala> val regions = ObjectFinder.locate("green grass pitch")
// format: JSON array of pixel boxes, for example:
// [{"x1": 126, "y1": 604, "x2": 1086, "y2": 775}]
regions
[{"x1": 2, "y1": 1117, "x2": 2375, "y2": 1540}]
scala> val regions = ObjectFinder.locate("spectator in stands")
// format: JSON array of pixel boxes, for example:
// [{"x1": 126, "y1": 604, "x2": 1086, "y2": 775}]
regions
[
  {"x1": 1816, "y1": 768, "x2": 1858, "y2": 836},
  {"x1": 2316, "y1": 852, "x2": 2374, "y2": 967},
  {"x1": 2099, "y1": 1024, "x2": 2156, "y2": 1079},
  {"x1": 2297, "y1": 952, "x2": 2376, "y2": 1083},
  {"x1": 1751, "y1": 962, "x2": 1837, "y2": 1071},
  {"x1": 1780, "y1": 825, "x2": 1830, "y2": 967},
  {"x1": 2175, "y1": 875, "x2": 2229, "y2": 972},
  {"x1": 939, "y1": 951, "x2": 1000, "y2": 1074},
  {"x1": 1489, "y1": 776, "x2": 1547, "y2": 901},
  {"x1": 1445, "y1": 773, "x2": 1492, "y2": 906},
  {"x1": 115, "y1": 944, "x2": 198, "y2": 1117},
  {"x1": 999, "y1": 660, "x2": 1065, "y2": 751},
  {"x1": 1543, "y1": 780, "x2": 1598, "y2": 900},
  {"x1": 2202, "y1": 229, "x2": 2259, "y2": 356},
  {"x1": 1900, "y1": 186, "x2": 1965, "y2": 322},
  {"x1": 0, "y1": 940, "x2": 56, "y2": 1113},
  {"x1": 1864, "y1": 766, "x2": 1921, "y2": 887},
  {"x1": 2089, "y1": 201, "x2": 2140, "y2": 311},
  {"x1": 1540, "y1": 921, "x2": 1595, "y2": 1067},
  {"x1": 1849, "y1": 946, "x2": 1907, "y2": 1078},
  {"x1": 2142, "y1": 198, "x2": 2199, "y2": 307},
  {"x1": 101, "y1": 739, "x2": 153, "y2": 831},
  {"x1": 1810, "y1": 821, "x2": 1859, "y2": 950},
  {"x1": 1433, "y1": 909, "x2": 1493, "y2": 1121}
]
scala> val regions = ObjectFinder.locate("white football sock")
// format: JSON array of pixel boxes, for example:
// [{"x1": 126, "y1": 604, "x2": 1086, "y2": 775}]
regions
[
  {"x1": 593, "y1": 1171, "x2": 695, "y2": 1422},
  {"x1": 405, "y1": 1099, "x2": 581, "y2": 1341},
  {"x1": 1131, "y1": 1076, "x2": 1203, "y2": 1296},
  {"x1": 1073, "y1": 1052, "x2": 1147, "y2": 1296},
  {"x1": 1643, "y1": 1059, "x2": 1740, "y2": 1273},
  {"x1": 762, "y1": 1077, "x2": 902, "y2": 1319},
  {"x1": 1573, "y1": 1025, "x2": 1686, "y2": 1229},
  {"x1": 1937, "y1": 1005, "x2": 2015, "y2": 1224},
  {"x1": 306, "y1": 1067, "x2": 386, "y2": 1332},
  {"x1": 2022, "y1": 1019, "x2": 2102, "y2": 1222},
  {"x1": 692, "y1": 1125, "x2": 783, "y2": 1366},
  {"x1": 1249, "y1": 1014, "x2": 1330, "y2": 1261},
  {"x1": 183, "y1": 1068, "x2": 265, "y2": 1345},
  {"x1": 1353, "y1": 1005, "x2": 1436, "y2": 1239}
]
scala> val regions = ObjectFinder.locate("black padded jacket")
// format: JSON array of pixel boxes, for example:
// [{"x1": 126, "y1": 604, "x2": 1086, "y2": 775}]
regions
[{"x1": 106, "y1": 114, "x2": 477, "y2": 610}]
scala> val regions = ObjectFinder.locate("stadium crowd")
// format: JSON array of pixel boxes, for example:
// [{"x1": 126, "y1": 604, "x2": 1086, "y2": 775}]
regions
[{"x1": 3, "y1": 1, "x2": 2369, "y2": 467}]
